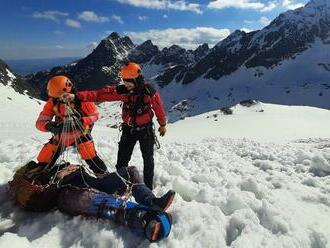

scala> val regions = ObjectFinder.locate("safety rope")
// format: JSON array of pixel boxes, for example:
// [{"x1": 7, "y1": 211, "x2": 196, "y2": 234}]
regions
[
  {"x1": 71, "y1": 107, "x2": 115, "y2": 171},
  {"x1": 69, "y1": 108, "x2": 111, "y2": 175},
  {"x1": 49, "y1": 110, "x2": 73, "y2": 185},
  {"x1": 36, "y1": 102, "x2": 141, "y2": 204},
  {"x1": 152, "y1": 123, "x2": 161, "y2": 150}
]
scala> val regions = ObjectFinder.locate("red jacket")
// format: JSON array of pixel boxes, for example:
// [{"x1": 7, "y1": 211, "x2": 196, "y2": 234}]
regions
[
  {"x1": 76, "y1": 85, "x2": 167, "y2": 127},
  {"x1": 36, "y1": 99, "x2": 99, "y2": 132}
]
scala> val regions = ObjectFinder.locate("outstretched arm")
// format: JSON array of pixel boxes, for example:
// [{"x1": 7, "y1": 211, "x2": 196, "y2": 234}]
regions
[
  {"x1": 76, "y1": 86, "x2": 125, "y2": 102},
  {"x1": 80, "y1": 102, "x2": 99, "y2": 128}
]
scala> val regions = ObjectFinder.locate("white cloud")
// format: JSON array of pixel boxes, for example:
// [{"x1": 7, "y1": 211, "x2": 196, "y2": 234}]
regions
[
  {"x1": 111, "y1": 15, "x2": 124, "y2": 24},
  {"x1": 117, "y1": 0, "x2": 202, "y2": 14},
  {"x1": 86, "y1": 42, "x2": 98, "y2": 52},
  {"x1": 65, "y1": 19, "x2": 81, "y2": 28},
  {"x1": 125, "y1": 27, "x2": 231, "y2": 49},
  {"x1": 138, "y1": 15, "x2": 148, "y2": 21},
  {"x1": 240, "y1": 28, "x2": 254, "y2": 32},
  {"x1": 32, "y1": 10, "x2": 68, "y2": 22},
  {"x1": 55, "y1": 45, "x2": 63, "y2": 49},
  {"x1": 207, "y1": 0, "x2": 277, "y2": 12},
  {"x1": 163, "y1": 14, "x2": 168, "y2": 18},
  {"x1": 259, "y1": 16, "x2": 271, "y2": 26},
  {"x1": 243, "y1": 20, "x2": 254, "y2": 24},
  {"x1": 282, "y1": 0, "x2": 304, "y2": 9},
  {"x1": 78, "y1": 11, "x2": 109, "y2": 23},
  {"x1": 260, "y1": 1, "x2": 277, "y2": 11}
]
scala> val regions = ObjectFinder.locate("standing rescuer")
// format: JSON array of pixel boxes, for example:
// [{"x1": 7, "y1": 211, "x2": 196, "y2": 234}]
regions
[
  {"x1": 61, "y1": 62, "x2": 167, "y2": 189},
  {"x1": 36, "y1": 75, "x2": 108, "y2": 174}
]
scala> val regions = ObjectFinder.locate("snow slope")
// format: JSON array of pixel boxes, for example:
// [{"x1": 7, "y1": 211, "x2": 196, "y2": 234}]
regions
[
  {"x1": 163, "y1": 39, "x2": 330, "y2": 122},
  {"x1": 0, "y1": 73, "x2": 44, "y2": 140},
  {"x1": 0, "y1": 88, "x2": 330, "y2": 247}
]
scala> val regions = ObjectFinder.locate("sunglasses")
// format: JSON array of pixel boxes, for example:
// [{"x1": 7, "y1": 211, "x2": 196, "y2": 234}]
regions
[
  {"x1": 62, "y1": 80, "x2": 73, "y2": 92},
  {"x1": 122, "y1": 78, "x2": 135, "y2": 84}
]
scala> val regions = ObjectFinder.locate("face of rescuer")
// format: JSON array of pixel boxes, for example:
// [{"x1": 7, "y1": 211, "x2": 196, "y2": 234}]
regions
[{"x1": 123, "y1": 80, "x2": 135, "y2": 91}]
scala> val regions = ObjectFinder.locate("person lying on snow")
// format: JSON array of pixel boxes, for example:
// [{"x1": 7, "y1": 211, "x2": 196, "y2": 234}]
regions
[
  {"x1": 61, "y1": 62, "x2": 167, "y2": 190},
  {"x1": 35, "y1": 75, "x2": 108, "y2": 175},
  {"x1": 9, "y1": 161, "x2": 176, "y2": 241}
]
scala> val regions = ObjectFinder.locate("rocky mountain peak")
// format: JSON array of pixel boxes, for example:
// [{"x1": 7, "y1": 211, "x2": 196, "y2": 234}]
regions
[
  {"x1": 128, "y1": 40, "x2": 160, "y2": 64},
  {"x1": 106, "y1": 32, "x2": 120, "y2": 40},
  {"x1": 163, "y1": 45, "x2": 186, "y2": 54},
  {"x1": 94, "y1": 33, "x2": 134, "y2": 57},
  {"x1": 216, "y1": 30, "x2": 246, "y2": 49},
  {"x1": 193, "y1": 43, "x2": 210, "y2": 61},
  {"x1": 140, "y1": 40, "x2": 155, "y2": 47}
]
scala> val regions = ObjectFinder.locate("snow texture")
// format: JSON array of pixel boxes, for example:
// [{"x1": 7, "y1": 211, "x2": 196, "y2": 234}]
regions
[{"x1": 1, "y1": 82, "x2": 330, "y2": 247}]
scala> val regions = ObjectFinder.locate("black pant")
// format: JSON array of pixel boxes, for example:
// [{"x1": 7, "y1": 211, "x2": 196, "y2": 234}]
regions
[
  {"x1": 60, "y1": 166, "x2": 155, "y2": 206},
  {"x1": 116, "y1": 124, "x2": 155, "y2": 190}
]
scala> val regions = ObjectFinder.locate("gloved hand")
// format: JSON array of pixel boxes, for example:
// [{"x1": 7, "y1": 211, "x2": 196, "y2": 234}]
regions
[
  {"x1": 60, "y1": 93, "x2": 75, "y2": 103},
  {"x1": 158, "y1": 126, "x2": 167, "y2": 137},
  {"x1": 116, "y1": 84, "x2": 129, "y2": 94},
  {"x1": 46, "y1": 122, "x2": 63, "y2": 135}
]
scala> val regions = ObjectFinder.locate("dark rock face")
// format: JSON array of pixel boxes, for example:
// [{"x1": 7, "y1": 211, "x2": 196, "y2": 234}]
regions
[
  {"x1": 193, "y1": 43, "x2": 210, "y2": 61},
  {"x1": 153, "y1": 45, "x2": 195, "y2": 66},
  {"x1": 221, "y1": 107, "x2": 233, "y2": 115},
  {"x1": 128, "y1": 40, "x2": 160, "y2": 64},
  {"x1": 0, "y1": 59, "x2": 39, "y2": 97},
  {"x1": 149, "y1": 44, "x2": 210, "y2": 87},
  {"x1": 239, "y1": 99, "x2": 259, "y2": 107}
]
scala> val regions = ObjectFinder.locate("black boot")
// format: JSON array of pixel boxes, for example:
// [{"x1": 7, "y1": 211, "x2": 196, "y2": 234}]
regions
[
  {"x1": 151, "y1": 190, "x2": 176, "y2": 211},
  {"x1": 85, "y1": 156, "x2": 108, "y2": 175}
]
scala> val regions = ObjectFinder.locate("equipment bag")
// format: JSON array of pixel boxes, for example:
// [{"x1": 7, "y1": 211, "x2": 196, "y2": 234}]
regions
[{"x1": 8, "y1": 161, "x2": 60, "y2": 211}]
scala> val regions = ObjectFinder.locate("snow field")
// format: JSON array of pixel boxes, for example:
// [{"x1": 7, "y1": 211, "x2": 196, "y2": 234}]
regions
[
  {"x1": 1, "y1": 133, "x2": 330, "y2": 247},
  {"x1": 1, "y1": 84, "x2": 330, "y2": 247}
]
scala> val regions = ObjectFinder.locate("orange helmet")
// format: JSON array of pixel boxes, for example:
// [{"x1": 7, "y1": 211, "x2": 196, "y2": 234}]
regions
[
  {"x1": 120, "y1": 62, "x2": 142, "y2": 80},
  {"x1": 47, "y1": 75, "x2": 73, "y2": 98}
]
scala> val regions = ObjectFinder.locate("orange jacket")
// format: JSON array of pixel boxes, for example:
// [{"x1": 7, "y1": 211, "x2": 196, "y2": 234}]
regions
[
  {"x1": 76, "y1": 85, "x2": 167, "y2": 127},
  {"x1": 36, "y1": 99, "x2": 99, "y2": 132}
]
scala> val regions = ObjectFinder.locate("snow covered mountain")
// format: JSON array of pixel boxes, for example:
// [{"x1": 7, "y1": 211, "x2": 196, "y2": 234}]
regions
[
  {"x1": 0, "y1": 59, "x2": 39, "y2": 98},
  {"x1": 182, "y1": 0, "x2": 330, "y2": 83},
  {"x1": 25, "y1": 0, "x2": 330, "y2": 121},
  {"x1": 25, "y1": 33, "x2": 210, "y2": 100}
]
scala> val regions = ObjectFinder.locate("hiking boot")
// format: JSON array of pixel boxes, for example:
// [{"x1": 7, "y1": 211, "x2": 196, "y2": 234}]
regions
[
  {"x1": 152, "y1": 190, "x2": 175, "y2": 211},
  {"x1": 145, "y1": 219, "x2": 162, "y2": 242}
]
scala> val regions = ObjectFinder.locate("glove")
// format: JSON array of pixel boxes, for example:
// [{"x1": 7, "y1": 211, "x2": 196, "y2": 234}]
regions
[
  {"x1": 46, "y1": 122, "x2": 63, "y2": 135},
  {"x1": 116, "y1": 84, "x2": 129, "y2": 94},
  {"x1": 60, "y1": 93, "x2": 75, "y2": 103},
  {"x1": 158, "y1": 126, "x2": 167, "y2": 137}
]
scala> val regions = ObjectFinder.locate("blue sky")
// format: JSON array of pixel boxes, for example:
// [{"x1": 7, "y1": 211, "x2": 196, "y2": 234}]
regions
[{"x1": 0, "y1": 0, "x2": 307, "y2": 60}]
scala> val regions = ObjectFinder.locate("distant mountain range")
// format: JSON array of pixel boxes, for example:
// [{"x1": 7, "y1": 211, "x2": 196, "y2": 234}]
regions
[{"x1": 1, "y1": 0, "x2": 329, "y2": 121}]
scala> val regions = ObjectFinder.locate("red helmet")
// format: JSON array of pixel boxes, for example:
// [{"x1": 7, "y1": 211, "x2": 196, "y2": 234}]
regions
[
  {"x1": 47, "y1": 75, "x2": 73, "y2": 98},
  {"x1": 120, "y1": 62, "x2": 142, "y2": 80}
]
